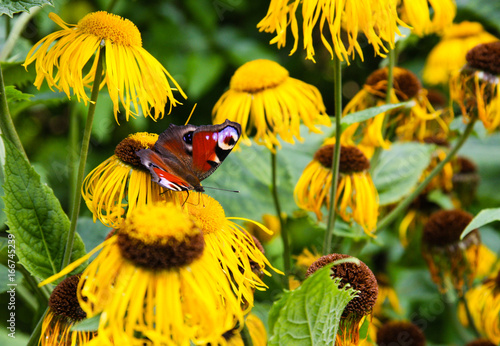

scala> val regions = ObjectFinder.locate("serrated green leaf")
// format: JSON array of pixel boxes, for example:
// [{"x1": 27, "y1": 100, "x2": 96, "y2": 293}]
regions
[
  {"x1": 0, "y1": 0, "x2": 53, "y2": 17},
  {"x1": 341, "y1": 102, "x2": 408, "y2": 126},
  {"x1": 461, "y1": 208, "x2": 500, "y2": 239},
  {"x1": 372, "y1": 142, "x2": 435, "y2": 205},
  {"x1": 268, "y1": 262, "x2": 358, "y2": 346},
  {"x1": 4, "y1": 85, "x2": 33, "y2": 103},
  {"x1": 1, "y1": 136, "x2": 86, "y2": 282}
]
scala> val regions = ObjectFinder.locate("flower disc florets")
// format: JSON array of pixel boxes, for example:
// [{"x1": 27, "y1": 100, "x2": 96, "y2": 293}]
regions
[
  {"x1": 48, "y1": 274, "x2": 86, "y2": 321},
  {"x1": 230, "y1": 59, "x2": 289, "y2": 93},
  {"x1": 114, "y1": 132, "x2": 158, "y2": 167},
  {"x1": 366, "y1": 67, "x2": 421, "y2": 100},
  {"x1": 77, "y1": 11, "x2": 142, "y2": 46},
  {"x1": 466, "y1": 42, "x2": 500, "y2": 76},
  {"x1": 117, "y1": 203, "x2": 204, "y2": 269},
  {"x1": 376, "y1": 321, "x2": 425, "y2": 346},
  {"x1": 314, "y1": 145, "x2": 370, "y2": 173}
]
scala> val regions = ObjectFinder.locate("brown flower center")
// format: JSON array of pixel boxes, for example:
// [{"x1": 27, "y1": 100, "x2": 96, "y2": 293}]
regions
[
  {"x1": 314, "y1": 145, "x2": 370, "y2": 173},
  {"x1": 366, "y1": 67, "x2": 421, "y2": 100},
  {"x1": 306, "y1": 254, "x2": 378, "y2": 317},
  {"x1": 114, "y1": 132, "x2": 158, "y2": 167},
  {"x1": 455, "y1": 156, "x2": 478, "y2": 174},
  {"x1": 466, "y1": 338, "x2": 496, "y2": 346},
  {"x1": 376, "y1": 321, "x2": 426, "y2": 346},
  {"x1": 117, "y1": 230, "x2": 205, "y2": 269},
  {"x1": 422, "y1": 209, "x2": 476, "y2": 247},
  {"x1": 466, "y1": 42, "x2": 500, "y2": 76},
  {"x1": 48, "y1": 274, "x2": 86, "y2": 321}
]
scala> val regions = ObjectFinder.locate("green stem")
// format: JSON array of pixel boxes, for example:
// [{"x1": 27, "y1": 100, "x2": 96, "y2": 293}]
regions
[
  {"x1": 323, "y1": 55, "x2": 342, "y2": 255},
  {"x1": 241, "y1": 322, "x2": 254, "y2": 346},
  {"x1": 271, "y1": 149, "x2": 289, "y2": 289},
  {"x1": 69, "y1": 102, "x2": 80, "y2": 212},
  {"x1": 61, "y1": 49, "x2": 104, "y2": 270},
  {"x1": 461, "y1": 292, "x2": 480, "y2": 338},
  {"x1": 370, "y1": 46, "x2": 396, "y2": 171},
  {"x1": 377, "y1": 119, "x2": 476, "y2": 231},
  {"x1": 0, "y1": 65, "x2": 28, "y2": 160},
  {"x1": 26, "y1": 307, "x2": 48, "y2": 346}
]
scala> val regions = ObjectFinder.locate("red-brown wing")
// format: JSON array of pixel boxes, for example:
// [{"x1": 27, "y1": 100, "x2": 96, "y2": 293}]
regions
[
  {"x1": 136, "y1": 149, "x2": 194, "y2": 191},
  {"x1": 191, "y1": 121, "x2": 241, "y2": 180}
]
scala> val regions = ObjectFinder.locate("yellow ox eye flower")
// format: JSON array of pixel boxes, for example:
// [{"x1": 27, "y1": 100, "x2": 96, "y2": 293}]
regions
[{"x1": 24, "y1": 11, "x2": 187, "y2": 123}]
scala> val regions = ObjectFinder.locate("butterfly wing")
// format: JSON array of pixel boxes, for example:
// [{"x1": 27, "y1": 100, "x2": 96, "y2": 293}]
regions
[
  {"x1": 136, "y1": 148, "x2": 197, "y2": 191},
  {"x1": 191, "y1": 120, "x2": 241, "y2": 180}
]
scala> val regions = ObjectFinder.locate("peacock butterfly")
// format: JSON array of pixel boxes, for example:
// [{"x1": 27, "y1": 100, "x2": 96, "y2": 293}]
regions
[{"x1": 136, "y1": 119, "x2": 241, "y2": 192}]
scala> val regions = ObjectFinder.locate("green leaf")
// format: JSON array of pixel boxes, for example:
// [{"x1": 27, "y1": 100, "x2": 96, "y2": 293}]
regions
[
  {"x1": 341, "y1": 102, "x2": 409, "y2": 126},
  {"x1": 372, "y1": 142, "x2": 435, "y2": 205},
  {"x1": 0, "y1": 61, "x2": 35, "y2": 86},
  {"x1": 0, "y1": 0, "x2": 53, "y2": 17},
  {"x1": 1, "y1": 136, "x2": 86, "y2": 282},
  {"x1": 71, "y1": 314, "x2": 101, "y2": 332},
  {"x1": 461, "y1": 208, "x2": 500, "y2": 239},
  {"x1": 4, "y1": 85, "x2": 33, "y2": 103},
  {"x1": 268, "y1": 262, "x2": 358, "y2": 346}
]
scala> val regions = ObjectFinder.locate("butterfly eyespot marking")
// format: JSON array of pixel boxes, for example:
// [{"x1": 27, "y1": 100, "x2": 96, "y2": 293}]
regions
[
  {"x1": 218, "y1": 126, "x2": 239, "y2": 150},
  {"x1": 183, "y1": 131, "x2": 194, "y2": 145}
]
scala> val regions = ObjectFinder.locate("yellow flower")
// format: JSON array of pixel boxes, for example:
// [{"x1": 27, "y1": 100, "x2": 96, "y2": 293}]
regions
[
  {"x1": 41, "y1": 202, "x2": 245, "y2": 345},
  {"x1": 185, "y1": 194, "x2": 279, "y2": 311},
  {"x1": 24, "y1": 11, "x2": 186, "y2": 122},
  {"x1": 212, "y1": 59, "x2": 330, "y2": 152},
  {"x1": 40, "y1": 274, "x2": 94, "y2": 345},
  {"x1": 450, "y1": 41, "x2": 500, "y2": 132},
  {"x1": 257, "y1": 0, "x2": 407, "y2": 62},
  {"x1": 464, "y1": 272, "x2": 500, "y2": 344},
  {"x1": 294, "y1": 144, "x2": 379, "y2": 236},
  {"x1": 307, "y1": 254, "x2": 378, "y2": 345},
  {"x1": 82, "y1": 132, "x2": 181, "y2": 228},
  {"x1": 217, "y1": 314, "x2": 268, "y2": 346},
  {"x1": 399, "y1": 0, "x2": 456, "y2": 36},
  {"x1": 342, "y1": 67, "x2": 450, "y2": 155},
  {"x1": 294, "y1": 247, "x2": 322, "y2": 271},
  {"x1": 424, "y1": 21, "x2": 498, "y2": 85},
  {"x1": 245, "y1": 213, "x2": 282, "y2": 243},
  {"x1": 421, "y1": 209, "x2": 481, "y2": 294}
]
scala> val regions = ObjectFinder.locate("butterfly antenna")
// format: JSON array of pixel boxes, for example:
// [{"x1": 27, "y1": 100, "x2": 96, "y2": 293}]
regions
[
  {"x1": 202, "y1": 186, "x2": 240, "y2": 193},
  {"x1": 184, "y1": 103, "x2": 197, "y2": 125}
]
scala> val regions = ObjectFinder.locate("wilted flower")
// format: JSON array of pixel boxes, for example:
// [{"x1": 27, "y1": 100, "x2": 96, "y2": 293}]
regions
[{"x1": 306, "y1": 254, "x2": 378, "y2": 345}]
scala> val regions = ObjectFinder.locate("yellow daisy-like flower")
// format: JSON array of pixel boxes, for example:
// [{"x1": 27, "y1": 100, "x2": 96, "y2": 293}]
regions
[
  {"x1": 423, "y1": 21, "x2": 498, "y2": 85},
  {"x1": 82, "y1": 132, "x2": 182, "y2": 228},
  {"x1": 24, "y1": 11, "x2": 186, "y2": 122},
  {"x1": 450, "y1": 41, "x2": 500, "y2": 132},
  {"x1": 398, "y1": 0, "x2": 456, "y2": 36},
  {"x1": 342, "y1": 67, "x2": 450, "y2": 156},
  {"x1": 464, "y1": 271, "x2": 500, "y2": 344},
  {"x1": 40, "y1": 274, "x2": 94, "y2": 345},
  {"x1": 216, "y1": 314, "x2": 268, "y2": 346},
  {"x1": 185, "y1": 193, "x2": 279, "y2": 310},
  {"x1": 257, "y1": 0, "x2": 407, "y2": 62},
  {"x1": 294, "y1": 144, "x2": 379, "y2": 236},
  {"x1": 213, "y1": 59, "x2": 330, "y2": 152},
  {"x1": 41, "y1": 202, "x2": 245, "y2": 345},
  {"x1": 294, "y1": 247, "x2": 322, "y2": 272}
]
